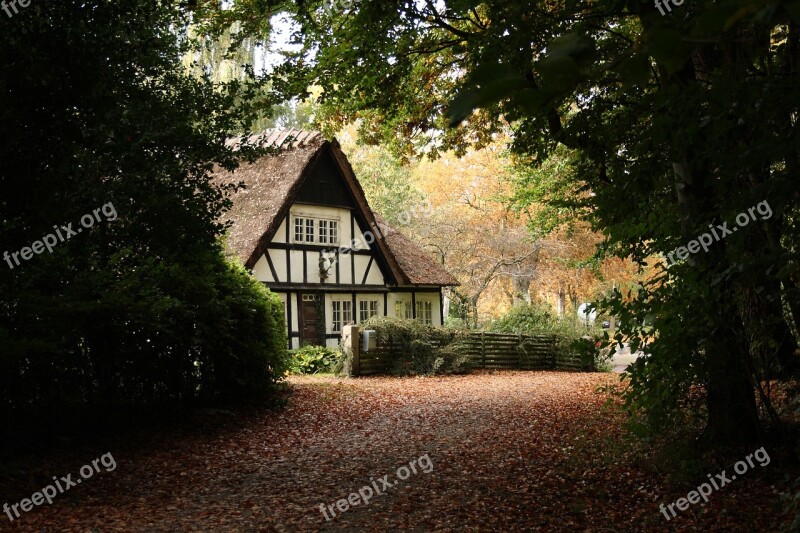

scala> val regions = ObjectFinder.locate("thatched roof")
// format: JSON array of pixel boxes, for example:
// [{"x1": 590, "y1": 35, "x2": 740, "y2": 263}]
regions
[
  {"x1": 216, "y1": 128, "x2": 458, "y2": 288},
  {"x1": 372, "y1": 214, "x2": 459, "y2": 287}
]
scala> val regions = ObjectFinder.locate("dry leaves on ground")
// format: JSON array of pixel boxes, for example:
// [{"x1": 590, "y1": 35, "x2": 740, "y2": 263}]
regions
[{"x1": 0, "y1": 371, "x2": 791, "y2": 532}]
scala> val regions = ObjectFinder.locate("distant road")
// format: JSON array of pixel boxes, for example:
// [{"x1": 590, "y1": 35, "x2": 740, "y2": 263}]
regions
[{"x1": 610, "y1": 343, "x2": 644, "y2": 373}]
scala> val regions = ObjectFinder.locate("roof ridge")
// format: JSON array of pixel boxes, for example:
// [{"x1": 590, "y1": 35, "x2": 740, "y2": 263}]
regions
[{"x1": 226, "y1": 128, "x2": 324, "y2": 151}]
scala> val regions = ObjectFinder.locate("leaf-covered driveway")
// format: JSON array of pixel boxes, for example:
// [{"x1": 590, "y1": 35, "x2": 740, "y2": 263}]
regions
[{"x1": 3, "y1": 372, "x2": 787, "y2": 531}]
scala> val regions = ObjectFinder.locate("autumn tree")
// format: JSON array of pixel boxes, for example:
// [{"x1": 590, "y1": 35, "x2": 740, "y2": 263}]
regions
[{"x1": 216, "y1": 0, "x2": 800, "y2": 446}]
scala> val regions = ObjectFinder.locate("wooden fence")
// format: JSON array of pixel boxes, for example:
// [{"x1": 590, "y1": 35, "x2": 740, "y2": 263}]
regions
[{"x1": 343, "y1": 326, "x2": 591, "y2": 377}]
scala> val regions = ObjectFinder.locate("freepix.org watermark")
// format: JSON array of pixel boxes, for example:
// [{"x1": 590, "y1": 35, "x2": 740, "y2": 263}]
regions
[
  {"x1": 1, "y1": 0, "x2": 31, "y2": 19},
  {"x1": 655, "y1": 0, "x2": 686, "y2": 16},
  {"x1": 322, "y1": 0, "x2": 358, "y2": 17},
  {"x1": 664, "y1": 200, "x2": 772, "y2": 267},
  {"x1": 318, "y1": 454, "x2": 433, "y2": 521},
  {"x1": 320, "y1": 199, "x2": 432, "y2": 270},
  {"x1": 3, "y1": 202, "x2": 118, "y2": 270},
  {"x1": 3, "y1": 452, "x2": 117, "y2": 523},
  {"x1": 659, "y1": 447, "x2": 770, "y2": 521}
]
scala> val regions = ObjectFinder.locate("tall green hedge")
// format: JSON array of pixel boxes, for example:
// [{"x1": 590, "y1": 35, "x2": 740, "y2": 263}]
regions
[
  {"x1": 1, "y1": 252, "x2": 288, "y2": 433},
  {"x1": 0, "y1": 0, "x2": 287, "y2": 446}
]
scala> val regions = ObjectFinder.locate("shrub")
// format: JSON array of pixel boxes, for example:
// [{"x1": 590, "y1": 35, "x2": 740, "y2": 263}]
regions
[
  {"x1": 361, "y1": 317, "x2": 472, "y2": 376},
  {"x1": 552, "y1": 329, "x2": 612, "y2": 372},
  {"x1": 444, "y1": 316, "x2": 469, "y2": 329},
  {"x1": 195, "y1": 260, "x2": 289, "y2": 404},
  {"x1": 0, "y1": 252, "x2": 290, "y2": 441},
  {"x1": 289, "y1": 345, "x2": 342, "y2": 375},
  {"x1": 487, "y1": 303, "x2": 558, "y2": 333},
  {"x1": 487, "y1": 303, "x2": 610, "y2": 371}
]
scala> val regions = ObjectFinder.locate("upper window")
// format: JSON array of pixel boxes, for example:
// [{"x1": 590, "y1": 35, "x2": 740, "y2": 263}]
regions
[
  {"x1": 319, "y1": 220, "x2": 339, "y2": 245},
  {"x1": 293, "y1": 216, "x2": 339, "y2": 245}
]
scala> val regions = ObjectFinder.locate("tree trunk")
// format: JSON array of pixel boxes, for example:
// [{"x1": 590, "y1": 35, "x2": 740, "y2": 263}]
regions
[
  {"x1": 511, "y1": 274, "x2": 532, "y2": 306},
  {"x1": 737, "y1": 280, "x2": 798, "y2": 378},
  {"x1": 442, "y1": 288, "x2": 451, "y2": 323},
  {"x1": 703, "y1": 313, "x2": 761, "y2": 446},
  {"x1": 557, "y1": 285, "x2": 566, "y2": 317},
  {"x1": 568, "y1": 285, "x2": 579, "y2": 315},
  {"x1": 672, "y1": 157, "x2": 761, "y2": 446}
]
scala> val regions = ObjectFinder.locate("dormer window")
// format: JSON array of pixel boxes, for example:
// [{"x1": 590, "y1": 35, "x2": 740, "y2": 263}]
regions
[{"x1": 293, "y1": 215, "x2": 339, "y2": 245}]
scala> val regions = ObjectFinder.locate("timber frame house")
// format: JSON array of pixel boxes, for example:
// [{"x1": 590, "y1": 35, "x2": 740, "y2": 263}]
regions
[{"x1": 216, "y1": 129, "x2": 459, "y2": 348}]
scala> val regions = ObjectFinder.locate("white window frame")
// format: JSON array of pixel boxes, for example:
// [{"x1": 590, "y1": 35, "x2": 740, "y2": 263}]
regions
[
  {"x1": 394, "y1": 299, "x2": 413, "y2": 320},
  {"x1": 359, "y1": 300, "x2": 380, "y2": 323},
  {"x1": 416, "y1": 301, "x2": 433, "y2": 326},
  {"x1": 292, "y1": 215, "x2": 340, "y2": 246},
  {"x1": 331, "y1": 298, "x2": 353, "y2": 333},
  {"x1": 328, "y1": 220, "x2": 339, "y2": 245},
  {"x1": 294, "y1": 216, "x2": 307, "y2": 243},
  {"x1": 393, "y1": 298, "x2": 434, "y2": 325}
]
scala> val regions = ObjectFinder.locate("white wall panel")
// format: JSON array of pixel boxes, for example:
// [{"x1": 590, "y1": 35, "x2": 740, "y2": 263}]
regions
[
  {"x1": 252, "y1": 255, "x2": 271, "y2": 282},
  {"x1": 273, "y1": 218, "x2": 288, "y2": 243},
  {"x1": 271, "y1": 249, "x2": 287, "y2": 283}
]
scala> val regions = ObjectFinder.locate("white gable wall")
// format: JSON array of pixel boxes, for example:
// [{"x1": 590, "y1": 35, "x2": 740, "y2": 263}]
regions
[
  {"x1": 253, "y1": 255, "x2": 271, "y2": 282},
  {"x1": 272, "y1": 218, "x2": 288, "y2": 244},
  {"x1": 251, "y1": 203, "x2": 445, "y2": 349}
]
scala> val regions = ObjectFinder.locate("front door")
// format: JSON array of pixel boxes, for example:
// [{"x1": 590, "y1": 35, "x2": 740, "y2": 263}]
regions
[{"x1": 299, "y1": 294, "x2": 320, "y2": 346}]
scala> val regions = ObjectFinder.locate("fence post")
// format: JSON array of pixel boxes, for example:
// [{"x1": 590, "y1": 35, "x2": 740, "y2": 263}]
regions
[
  {"x1": 342, "y1": 325, "x2": 361, "y2": 377},
  {"x1": 551, "y1": 335, "x2": 557, "y2": 369},
  {"x1": 481, "y1": 332, "x2": 486, "y2": 368},
  {"x1": 518, "y1": 333, "x2": 524, "y2": 370}
]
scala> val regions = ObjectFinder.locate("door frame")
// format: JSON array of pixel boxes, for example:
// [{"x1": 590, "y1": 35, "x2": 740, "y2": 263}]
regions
[{"x1": 297, "y1": 292, "x2": 323, "y2": 346}]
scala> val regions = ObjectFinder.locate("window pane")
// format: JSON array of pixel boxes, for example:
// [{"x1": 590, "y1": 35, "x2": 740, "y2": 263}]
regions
[
  {"x1": 342, "y1": 301, "x2": 353, "y2": 324},
  {"x1": 329, "y1": 221, "x2": 338, "y2": 244},
  {"x1": 306, "y1": 219, "x2": 314, "y2": 242},
  {"x1": 319, "y1": 220, "x2": 328, "y2": 244},
  {"x1": 294, "y1": 218, "x2": 304, "y2": 242},
  {"x1": 332, "y1": 301, "x2": 341, "y2": 332},
  {"x1": 414, "y1": 301, "x2": 433, "y2": 325},
  {"x1": 359, "y1": 300, "x2": 379, "y2": 322}
]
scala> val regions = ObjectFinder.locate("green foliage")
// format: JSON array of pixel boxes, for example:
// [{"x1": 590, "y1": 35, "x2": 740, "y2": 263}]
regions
[
  {"x1": 363, "y1": 317, "x2": 472, "y2": 376},
  {"x1": 289, "y1": 346, "x2": 342, "y2": 375},
  {"x1": 0, "y1": 0, "x2": 287, "y2": 440},
  {"x1": 561, "y1": 333, "x2": 609, "y2": 373},
  {"x1": 342, "y1": 140, "x2": 427, "y2": 226},
  {"x1": 195, "y1": 260, "x2": 289, "y2": 404},
  {"x1": 443, "y1": 316, "x2": 469, "y2": 329},
  {"x1": 487, "y1": 303, "x2": 558, "y2": 334},
  {"x1": 245, "y1": 0, "x2": 800, "y2": 448},
  {"x1": 487, "y1": 303, "x2": 610, "y2": 371}
]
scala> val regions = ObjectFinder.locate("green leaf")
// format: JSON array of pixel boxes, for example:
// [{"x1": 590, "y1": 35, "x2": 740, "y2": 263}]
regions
[
  {"x1": 616, "y1": 52, "x2": 652, "y2": 88},
  {"x1": 448, "y1": 64, "x2": 529, "y2": 126},
  {"x1": 645, "y1": 27, "x2": 694, "y2": 75},
  {"x1": 785, "y1": 0, "x2": 800, "y2": 23}
]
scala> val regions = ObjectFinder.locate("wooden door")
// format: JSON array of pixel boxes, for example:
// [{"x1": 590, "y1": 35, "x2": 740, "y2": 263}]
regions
[{"x1": 299, "y1": 294, "x2": 320, "y2": 346}]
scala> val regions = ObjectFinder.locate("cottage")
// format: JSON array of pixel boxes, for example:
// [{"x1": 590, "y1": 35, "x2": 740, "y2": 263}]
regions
[{"x1": 217, "y1": 129, "x2": 459, "y2": 349}]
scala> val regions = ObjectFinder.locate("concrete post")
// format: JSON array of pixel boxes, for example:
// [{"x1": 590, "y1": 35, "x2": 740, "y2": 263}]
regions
[{"x1": 342, "y1": 325, "x2": 361, "y2": 377}]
